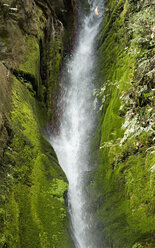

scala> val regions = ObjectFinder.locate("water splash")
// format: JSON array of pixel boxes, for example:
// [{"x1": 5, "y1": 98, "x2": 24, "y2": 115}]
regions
[{"x1": 50, "y1": 2, "x2": 103, "y2": 247}]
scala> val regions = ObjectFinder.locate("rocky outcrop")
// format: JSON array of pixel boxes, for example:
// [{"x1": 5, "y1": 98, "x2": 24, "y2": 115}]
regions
[
  {"x1": 90, "y1": 0, "x2": 155, "y2": 247},
  {"x1": 0, "y1": 0, "x2": 76, "y2": 247}
]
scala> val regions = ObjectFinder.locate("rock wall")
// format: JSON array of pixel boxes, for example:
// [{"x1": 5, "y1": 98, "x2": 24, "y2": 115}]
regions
[
  {"x1": 1, "y1": 0, "x2": 154, "y2": 247},
  {"x1": 0, "y1": 0, "x2": 76, "y2": 247},
  {"x1": 90, "y1": 0, "x2": 155, "y2": 247}
]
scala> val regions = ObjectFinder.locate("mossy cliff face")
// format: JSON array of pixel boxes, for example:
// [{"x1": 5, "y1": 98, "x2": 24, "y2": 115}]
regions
[
  {"x1": 0, "y1": 0, "x2": 75, "y2": 247},
  {"x1": 0, "y1": 0, "x2": 76, "y2": 129},
  {"x1": 90, "y1": 0, "x2": 155, "y2": 247}
]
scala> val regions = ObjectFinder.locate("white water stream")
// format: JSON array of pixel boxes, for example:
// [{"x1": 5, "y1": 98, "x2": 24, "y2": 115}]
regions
[{"x1": 50, "y1": 1, "x2": 103, "y2": 247}]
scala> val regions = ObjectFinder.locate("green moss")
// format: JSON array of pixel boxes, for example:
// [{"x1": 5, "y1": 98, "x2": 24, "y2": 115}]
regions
[
  {"x1": 19, "y1": 36, "x2": 40, "y2": 94},
  {"x1": 47, "y1": 31, "x2": 63, "y2": 122},
  {"x1": 19, "y1": 37, "x2": 39, "y2": 77},
  {"x1": 0, "y1": 76, "x2": 73, "y2": 248},
  {"x1": 0, "y1": 2, "x2": 76, "y2": 247},
  {"x1": 90, "y1": 0, "x2": 155, "y2": 247}
]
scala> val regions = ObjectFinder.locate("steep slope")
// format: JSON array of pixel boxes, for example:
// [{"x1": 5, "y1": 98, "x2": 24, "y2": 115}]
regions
[
  {"x1": 90, "y1": 0, "x2": 155, "y2": 247},
  {"x1": 0, "y1": 0, "x2": 75, "y2": 247}
]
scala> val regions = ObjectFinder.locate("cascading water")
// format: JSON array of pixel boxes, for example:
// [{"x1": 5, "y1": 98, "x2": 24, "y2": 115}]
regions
[{"x1": 50, "y1": 1, "x2": 103, "y2": 247}]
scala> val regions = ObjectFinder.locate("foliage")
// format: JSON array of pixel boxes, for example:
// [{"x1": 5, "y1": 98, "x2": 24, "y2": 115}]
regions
[
  {"x1": 129, "y1": 7, "x2": 155, "y2": 48},
  {"x1": 132, "y1": 244, "x2": 144, "y2": 248},
  {"x1": 90, "y1": 0, "x2": 155, "y2": 247}
]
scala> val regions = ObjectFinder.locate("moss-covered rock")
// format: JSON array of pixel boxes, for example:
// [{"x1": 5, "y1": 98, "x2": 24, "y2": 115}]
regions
[
  {"x1": 90, "y1": 0, "x2": 155, "y2": 247},
  {"x1": 0, "y1": 0, "x2": 76, "y2": 247},
  {"x1": 0, "y1": 74, "x2": 74, "y2": 248}
]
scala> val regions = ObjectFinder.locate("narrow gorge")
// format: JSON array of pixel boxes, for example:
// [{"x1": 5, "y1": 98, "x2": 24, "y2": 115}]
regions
[{"x1": 0, "y1": 1, "x2": 154, "y2": 248}]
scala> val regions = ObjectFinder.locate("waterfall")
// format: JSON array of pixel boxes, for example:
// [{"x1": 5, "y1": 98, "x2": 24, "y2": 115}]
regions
[{"x1": 50, "y1": 1, "x2": 103, "y2": 247}]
